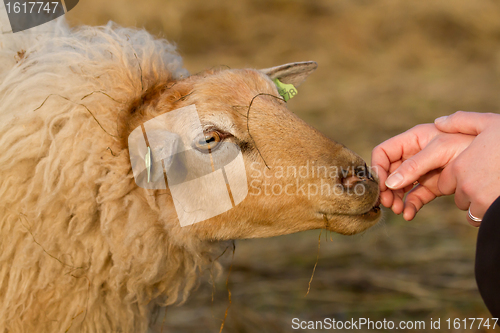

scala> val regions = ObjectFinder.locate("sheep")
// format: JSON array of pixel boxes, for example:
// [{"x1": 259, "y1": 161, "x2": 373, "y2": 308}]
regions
[{"x1": 0, "y1": 18, "x2": 381, "y2": 333}]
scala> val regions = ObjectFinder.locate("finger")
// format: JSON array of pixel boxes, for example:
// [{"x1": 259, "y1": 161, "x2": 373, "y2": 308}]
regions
[
  {"x1": 372, "y1": 163, "x2": 389, "y2": 192},
  {"x1": 385, "y1": 138, "x2": 457, "y2": 190},
  {"x1": 416, "y1": 168, "x2": 441, "y2": 187},
  {"x1": 403, "y1": 185, "x2": 438, "y2": 221},
  {"x1": 380, "y1": 189, "x2": 395, "y2": 208},
  {"x1": 391, "y1": 179, "x2": 420, "y2": 214},
  {"x1": 435, "y1": 111, "x2": 493, "y2": 135},
  {"x1": 467, "y1": 202, "x2": 483, "y2": 227},
  {"x1": 369, "y1": 163, "x2": 385, "y2": 184},
  {"x1": 391, "y1": 189, "x2": 405, "y2": 215},
  {"x1": 378, "y1": 161, "x2": 410, "y2": 209},
  {"x1": 402, "y1": 170, "x2": 442, "y2": 221},
  {"x1": 371, "y1": 147, "x2": 393, "y2": 192},
  {"x1": 371, "y1": 145, "x2": 391, "y2": 192},
  {"x1": 454, "y1": 186, "x2": 470, "y2": 211},
  {"x1": 370, "y1": 146, "x2": 390, "y2": 191},
  {"x1": 388, "y1": 160, "x2": 402, "y2": 175},
  {"x1": 372, "y1": 124, "x2": 439, "y2": 191},
  {"x1": 436, "y1": 161, "x2": 458, "y2": 196},
  {"x1": 403, "y1": 183, "x2": 415, "y2": 193}
]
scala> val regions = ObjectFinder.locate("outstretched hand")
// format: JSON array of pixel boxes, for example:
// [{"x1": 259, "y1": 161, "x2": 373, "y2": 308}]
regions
[
  {"x1": 434, "y1": 112, "x2": 500, "y2": 225},
  {"x1": 372, "y1": 111, "x2": 500, "y2": 225},
  {"x1": 371, "y1": 124, "x2": 474, "y2": 221}
]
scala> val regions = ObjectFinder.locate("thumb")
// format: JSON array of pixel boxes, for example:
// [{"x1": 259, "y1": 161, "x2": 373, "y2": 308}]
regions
[
  {"x1": 435, "y1": 111, "x2": 493, "y2": 135},
  {"x1": 385, "y1": 138, "x2": 457, "y2": 190}
]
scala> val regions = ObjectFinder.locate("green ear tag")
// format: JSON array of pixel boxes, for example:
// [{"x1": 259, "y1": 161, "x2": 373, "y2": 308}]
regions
[{"x1": 273, "y1": 78, "x2": 298, "y2": 102}]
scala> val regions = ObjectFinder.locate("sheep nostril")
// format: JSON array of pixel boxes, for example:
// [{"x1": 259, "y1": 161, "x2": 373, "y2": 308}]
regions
[
  {"x1": 355, "y1": 163, "x2": 375, "y2": 182},
  {"x1": 342, "y1": 175, "x2": 364, "y2": 188}
]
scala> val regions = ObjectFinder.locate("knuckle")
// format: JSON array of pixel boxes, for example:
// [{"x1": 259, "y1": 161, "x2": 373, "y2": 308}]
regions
[
  {"x1": 485, "y1": 112, "x2": 500, "y2": 124},
  {"x1": 369, "y1": 165, "x2": 381, "y2": 178},
  {"x1": 447, "y1": 111, "x2": 464, "y2": 125},
  {"x1": 474, "y1": 193, "x2": 493, "y2": 210},
  {"x1": 454, "y1": 195, "x2": 469, "y2": 210},
  {"x1": 437, "y1": 179, "x2": 454, "y2": 195},
  {"x1": 372, "y1": 145, "x2": 383, "y2": 157},
  {"x1": 411, "y1": 123, "x2": 430, "y2": 133},
  {"x1": 372, "y1": 144, "x2": 390, "y2": 159},
  {"x1": 451, "y1": 157, "x2": 464, "y2": 174},
  {"x1": 460, "y1": 180, "x2": 476, "y2": 198},
  {"x1": 402, "y1": 158, "x2": 420, "y2": 174},
  {"x1": 433, "y1": 134, "x2": 449, "y2": 145},
  {"x1": 406, "y1": 194, "x2": 423, "y2": 210}
]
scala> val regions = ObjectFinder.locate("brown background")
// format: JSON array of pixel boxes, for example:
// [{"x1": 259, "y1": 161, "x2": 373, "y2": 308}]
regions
[{"x1": 66, "y1": 1, "x2": 500, "y2": 332}]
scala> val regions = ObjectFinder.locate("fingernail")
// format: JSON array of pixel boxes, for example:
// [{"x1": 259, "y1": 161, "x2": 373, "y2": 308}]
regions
[
  {"x1": 385, "y1": 172, "x2": 404, "y2": 189},
  {"x1": 435, "y1": 116, "x2": 448, "y2": 124}
]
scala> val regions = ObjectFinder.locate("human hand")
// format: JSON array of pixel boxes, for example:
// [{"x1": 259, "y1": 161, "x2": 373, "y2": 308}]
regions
[
  {"x1": 371, "y1": 124, "x2": 474, "y2": 221},
  {"x1": 434, "y1": 111, "x2": 500, "y2": 226}
]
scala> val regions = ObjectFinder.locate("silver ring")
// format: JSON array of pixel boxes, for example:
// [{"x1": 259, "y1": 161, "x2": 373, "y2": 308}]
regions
[{"x1": 468, "y1": 208, "x2": 482, "y2": 223}]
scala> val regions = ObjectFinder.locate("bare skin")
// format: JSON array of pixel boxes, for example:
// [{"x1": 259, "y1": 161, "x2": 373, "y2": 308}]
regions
[{"x1": 372, "y1": 111, "x2": 500, "y2": 226}]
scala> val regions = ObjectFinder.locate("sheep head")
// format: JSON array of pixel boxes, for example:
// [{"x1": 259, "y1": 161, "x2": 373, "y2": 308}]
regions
[{"x1": 120, "y1": 62, "x2": 381, "y2": 240}]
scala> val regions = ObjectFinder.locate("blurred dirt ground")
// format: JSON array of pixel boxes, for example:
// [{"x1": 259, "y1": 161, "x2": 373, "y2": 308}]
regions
[{"x1": 65, "y1": 0, "x2": 500, "y2": 331}]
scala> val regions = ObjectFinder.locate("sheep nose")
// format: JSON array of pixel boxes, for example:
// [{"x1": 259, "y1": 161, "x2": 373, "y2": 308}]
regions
[
  {"x1": 342, "y1": 175, "x2": 364, "y2": 188},
  {"x1": 341, "y1": 163, "x2": 376, "y2": 188}
]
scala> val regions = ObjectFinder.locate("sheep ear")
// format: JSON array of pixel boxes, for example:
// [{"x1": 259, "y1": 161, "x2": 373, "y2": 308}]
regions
[{"x1": 259, "y1": 61, "x2": 318, "y2": 87}]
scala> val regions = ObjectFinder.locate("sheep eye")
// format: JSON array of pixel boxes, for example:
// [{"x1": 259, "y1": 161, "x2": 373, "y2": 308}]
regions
[{"x1": 193, "y1": 131, "x2": 221, "y2": 153}]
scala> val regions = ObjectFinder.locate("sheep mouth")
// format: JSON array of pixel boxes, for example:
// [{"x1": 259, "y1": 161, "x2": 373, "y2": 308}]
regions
[
  {"x1": 365, "y1": 196, "x2": 381, "y2": 213},
  {"x1": 319, "y1": 196, "x2": 381, "y2": 222},
  {"x1": 358, "y1": 196, "x2": 382, "y2": 220},
  {"x1": 359, "y1": 203, "x2": 381, "y2": 219}
]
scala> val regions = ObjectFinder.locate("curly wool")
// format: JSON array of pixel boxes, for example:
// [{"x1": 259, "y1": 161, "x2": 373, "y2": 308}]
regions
[{"x1": 0, "y1": 19, "x2": 225, "y2": 332}]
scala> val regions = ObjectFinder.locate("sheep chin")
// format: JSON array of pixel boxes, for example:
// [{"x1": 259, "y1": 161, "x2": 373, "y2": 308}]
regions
[{"x1": 320, "y1": 206, "x2": 382, "y2": 235}]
